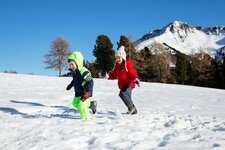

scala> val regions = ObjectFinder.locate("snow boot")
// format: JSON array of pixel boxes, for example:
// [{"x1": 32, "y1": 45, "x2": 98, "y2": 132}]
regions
[
  {"x1": 89, "y1": 100, "x2": 97, "y2": 114},
  {"x1": 127, "y1": 105, "x2": 137, "y2": 115}
]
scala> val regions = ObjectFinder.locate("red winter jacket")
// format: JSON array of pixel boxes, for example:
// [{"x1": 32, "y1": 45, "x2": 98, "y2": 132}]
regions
[{"x1": 108, "y1": 58, "x2": 139, "y2": 89}]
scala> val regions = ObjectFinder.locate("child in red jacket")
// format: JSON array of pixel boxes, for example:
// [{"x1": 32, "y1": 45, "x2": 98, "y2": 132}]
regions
[{"x1": 108, "y1": 46, "x2": 140, "y2": 114}]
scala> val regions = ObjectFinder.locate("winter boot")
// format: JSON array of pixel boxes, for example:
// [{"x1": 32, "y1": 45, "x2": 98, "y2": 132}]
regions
[
  {"x1": 89, "y1": 100, "x2": 97, "y2": 114},
  {"x1": 127, "y1": 105, "x2": 137, "y2": 115}
]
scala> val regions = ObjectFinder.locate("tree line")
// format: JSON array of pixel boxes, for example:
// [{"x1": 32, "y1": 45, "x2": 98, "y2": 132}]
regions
[{"x1": 44, "y1": 36, "x2": 225, "y2": 89}]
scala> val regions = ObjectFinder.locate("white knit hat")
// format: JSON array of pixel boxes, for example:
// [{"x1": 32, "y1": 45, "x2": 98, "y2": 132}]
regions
[
  {"x1": 115, "y1": 46, "x2": 128, "y2": 72},
  {"x1": 116, "y1": 46, "x2": 126, "y2": 61}
]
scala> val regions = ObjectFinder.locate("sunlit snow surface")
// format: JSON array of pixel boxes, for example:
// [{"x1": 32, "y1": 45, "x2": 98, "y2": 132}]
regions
[{"x1": 0, "y1": 73, "x2": 225, "y2": 150}]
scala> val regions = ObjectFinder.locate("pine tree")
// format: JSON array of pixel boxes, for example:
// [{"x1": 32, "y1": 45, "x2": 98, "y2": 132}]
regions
[
  {"x1": 214, "y1": 57, "x2": 225, "y2": 89},
  {"x1": 139, "y1": 47, "x2": 153, "y2": 81},
  {"x1": 85, "y1": 61, "x2": 99, "y2": 78},
  {"x1": 175, "y1": 52, "x2": 190, "y2": 84},
  {"x1": 44, "y1": 36, "x2": 71, "y2": 77},
  {"x1": 93, "y1": 35, "x2": 115, "y2": 76}
]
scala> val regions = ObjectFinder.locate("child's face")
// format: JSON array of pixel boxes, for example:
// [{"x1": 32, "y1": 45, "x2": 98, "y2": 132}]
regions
[
  {"x1": 116, "y1": 56, "x2": 123, "y2": 64},
  {"x1": 69, "y1": 61, "x2": 77, "y2": 71}
]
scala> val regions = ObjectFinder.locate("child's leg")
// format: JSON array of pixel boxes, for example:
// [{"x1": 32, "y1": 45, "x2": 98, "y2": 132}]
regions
[
  {"x1": 119, "y1": 86, "x2": 137, "y2": 114},
  {"x1": 72, "y1": 97, "x2": 91, "y2": 120},
  {"x1": 89, "y1": 100, "x2": 97, "y2": 114},
  {"x1": 78, "y1": 98, "x2": 91, "y2": 120},
  {"x1": 72, "y1": 97, "x2": 80, "y2": 108},
  {"x1": 119, "y1": 86, "x2": 134, "y2": 108}
]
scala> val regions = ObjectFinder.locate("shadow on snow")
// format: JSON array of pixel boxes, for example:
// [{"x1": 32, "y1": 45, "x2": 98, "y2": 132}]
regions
[{"x1": 0, "y1": 100, "x2": 80, "y2": 120}]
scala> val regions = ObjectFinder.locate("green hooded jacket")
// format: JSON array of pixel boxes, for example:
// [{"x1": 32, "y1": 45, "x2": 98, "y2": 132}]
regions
[{"x1": 67, "y1": 51, "x2": 93, "y2": 97}]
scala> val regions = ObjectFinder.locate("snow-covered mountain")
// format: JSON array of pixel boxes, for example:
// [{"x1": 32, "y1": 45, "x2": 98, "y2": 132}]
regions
[
  {"x1": 1, "y1": 73, "x2": 225, "y2": 149},
  {"x1": 134, "y1": 21, "x2": 225, "y2": 59}
]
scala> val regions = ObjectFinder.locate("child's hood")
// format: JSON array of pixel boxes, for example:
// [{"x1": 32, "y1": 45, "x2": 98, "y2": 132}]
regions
[{"x1": 68, "y1": 51, "x2": 84, "y2": 71}]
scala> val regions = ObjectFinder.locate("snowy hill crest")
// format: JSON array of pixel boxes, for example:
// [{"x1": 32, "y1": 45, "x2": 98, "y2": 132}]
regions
[{"x1": 135, "y1": 21, "x2": 225, "y2": 59}]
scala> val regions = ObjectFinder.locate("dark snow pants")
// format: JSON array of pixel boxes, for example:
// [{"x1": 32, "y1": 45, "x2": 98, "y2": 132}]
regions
[{"x1": 119, "y1": 86, "x2": 134, "y2": 108}]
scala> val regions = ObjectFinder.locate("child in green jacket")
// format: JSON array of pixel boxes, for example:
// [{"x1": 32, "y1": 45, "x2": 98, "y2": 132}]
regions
[{"x1": 66, "y1": 51, "x2": 96, "y2": 120}]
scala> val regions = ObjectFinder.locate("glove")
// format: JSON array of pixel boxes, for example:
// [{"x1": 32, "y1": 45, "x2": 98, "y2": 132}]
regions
[
  {"x1": 66, "y1": 84, "x2": 73, "y2": 90},
  {"x1": 81, "y1": 92, "x2": 91, "y2": 102},
  {"x1": 133, "y1": 78, "x2": 140, "y2": 87}
]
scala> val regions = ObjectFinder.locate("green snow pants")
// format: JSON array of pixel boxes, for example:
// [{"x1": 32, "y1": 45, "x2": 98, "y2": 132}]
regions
[{"x1": 72, "y1": 97, "x2": 91, "y2": 120}]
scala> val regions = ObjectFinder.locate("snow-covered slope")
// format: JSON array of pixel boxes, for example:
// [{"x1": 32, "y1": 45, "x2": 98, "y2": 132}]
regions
[
  {"x1": 135, "y1": 21, "x2": 225, "y2": 59},
  {"x1": 1, "y1": 73, "x2": 225, "y2": 150}
]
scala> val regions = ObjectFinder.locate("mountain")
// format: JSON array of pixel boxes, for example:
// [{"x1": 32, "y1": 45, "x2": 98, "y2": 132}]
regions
[
  {"x1": 134, "y1": 21, "x2": 225, "y2": 60},
  {"x1": 1, "y1": 73, "x2": 225, "y2": 149}
]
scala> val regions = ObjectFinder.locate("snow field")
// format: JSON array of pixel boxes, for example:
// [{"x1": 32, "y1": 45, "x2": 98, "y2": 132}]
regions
[{"x1": 0, "y1": 73, "x2": 225, "y2": 149}]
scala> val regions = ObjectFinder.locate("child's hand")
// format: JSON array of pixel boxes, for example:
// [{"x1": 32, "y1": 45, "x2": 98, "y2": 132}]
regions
[
  {"x1": 104, "y1": 72, "x2": 109, "y2": 79},
  {"x1": 133, "y1": 78, "x2": 140, "y2": 87},
  {"x1": 66, "y1": 84, "x2": 72, "y2": 90}
]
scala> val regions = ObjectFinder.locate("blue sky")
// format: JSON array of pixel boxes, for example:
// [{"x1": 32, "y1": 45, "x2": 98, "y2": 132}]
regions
[{"x1": 0, "y1": 0, "x2": 225, "y2": 76}]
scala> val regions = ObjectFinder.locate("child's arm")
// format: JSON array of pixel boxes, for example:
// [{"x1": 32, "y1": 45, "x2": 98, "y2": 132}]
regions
[
  {"x1": 126, "y1": 60, "x2": 139, "y2": 79},
  {"x1": 126, "y1": 60, "x2": 140, "y2": 86},
  {"x1": 108, "y1": 65, "x2": 118, "y2": 80},
  {"x1": 81, "y1": 71, "x2": 94, "y2": 101},
  {"x1": 66, "y1": 80, "x2": 74, "y2": 90}
]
